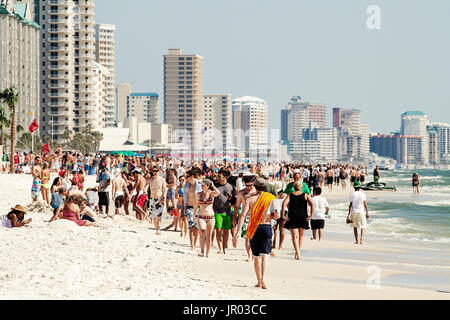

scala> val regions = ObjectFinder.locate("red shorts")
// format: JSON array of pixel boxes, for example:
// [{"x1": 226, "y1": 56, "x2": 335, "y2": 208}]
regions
[{"x1": 133, "y1": 194, "x2": 147, "y2": 209}]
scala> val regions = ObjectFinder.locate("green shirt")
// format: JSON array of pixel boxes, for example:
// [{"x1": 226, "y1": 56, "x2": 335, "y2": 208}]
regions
[{"x1": 284, "y1": 182, "x2": 295, "y2": 194}]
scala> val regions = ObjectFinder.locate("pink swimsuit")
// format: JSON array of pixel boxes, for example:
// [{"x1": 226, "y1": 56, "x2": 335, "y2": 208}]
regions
[{"x1": 62, "y1": 205, "x2": 87, "y2": 227}]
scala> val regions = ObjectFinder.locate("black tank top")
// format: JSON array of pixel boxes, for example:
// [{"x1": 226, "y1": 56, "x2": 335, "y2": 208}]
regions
[{"x1": 288, "y1": 193, "x2": 308, "y2": 217}]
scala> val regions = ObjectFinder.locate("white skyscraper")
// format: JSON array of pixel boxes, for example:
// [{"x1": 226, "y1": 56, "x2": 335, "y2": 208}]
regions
[
  {"x1": 401, "y1": 111, "x2": 429, "y2": 164},
  {"x1": 95, "y1": 23, "x2": 115, "y2": 127},
  {"x1": 232, "y1": 96, "x2": 268, "y2": 158},
  {"x1": 116, "y1": 82, "x2": 132, "y2": 125},
  {"x1": 0, "y1": 2, "x2": 40, "y2": 130},
  {"x1": 39, "y1": 0, "x2": 97, "y2": 141},
  {"x1": 203, "y1": 94, "x2": 232, "y2": 154}
]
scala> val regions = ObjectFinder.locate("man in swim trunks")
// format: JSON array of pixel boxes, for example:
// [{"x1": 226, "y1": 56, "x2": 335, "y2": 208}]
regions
[
  {"x1": 232, "y1": 174, "x2": 256, "y2": 261},
  {"x1": 233, "y1": 178, "x2": 280, "y2": 290},
  {"x1": 131, "y1": 169, "x2": 148, "y2": 221},
  {"x1": 148, "y1": 168, "x2": 167, "y2": 235},
  {"x1": 31, "y1": 156, "x2": 42, "y2": 202},
  {"x1": 183, "y1": 170, "x2": 200, "y2": 250},
  {"x1": 213, "y1": 168, "x2": 235, "y2": 254},
  {"x1": 112, "y1": 168, "x2": 128, "y2": 215}
]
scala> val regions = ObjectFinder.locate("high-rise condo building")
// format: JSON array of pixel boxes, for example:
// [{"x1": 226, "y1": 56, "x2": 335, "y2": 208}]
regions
[
  {"x1": 427, "y1": 122, "x2": 450, "y2": 163},
  {"x1": 163, "y1": 48, "x2": 203, "y2": 149},
  {"x1": 203, "y1": 94, "x2": 232, "y2": 153},
  {"x1": 401, "y1": 111, "x2": 429, "y2": 165},
  {"x1": 0, "y1": 1, "x2": 40, "y2": 131},
  {"x1": 281, "y1": 97, "x2": 327, "y2": 143},
  {"x1": 39, "y1": 0, "x2": 97, "y2": 141},
  {"x1": 95, "y1": 23, "x2": 115, "y2": 127},
  {"x1": 116, "y1": 82, "x2": 131, "y2": 124},
  {"x1": 232, "y1": 96, "x2": 268, "y2": 156},
  {"x1": 127, "y1": 93, "x2": 159, "y2": 124}
]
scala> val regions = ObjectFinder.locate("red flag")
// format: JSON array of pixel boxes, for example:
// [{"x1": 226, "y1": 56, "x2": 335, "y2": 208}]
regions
[
  {"x1": 42, "y1": 143, "x2": 50, "y2": 155},
  {"x1": 29, "y1": 119, "x2": 39, "y2": 133}
]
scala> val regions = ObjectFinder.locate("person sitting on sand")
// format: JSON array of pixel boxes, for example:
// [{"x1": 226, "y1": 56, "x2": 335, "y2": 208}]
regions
[
  {"x1": 79, "y1": 198, "x2": 97, "y2": 223},
  {"x1": 60, "y1": 191, "x2": 95, "y2": 227},
  {"x1": 1, "y1": 205, "x2": 32, "y2": 228},
  {"x1": 50, "y1": 187, "x2": 67, "y2": 222}
]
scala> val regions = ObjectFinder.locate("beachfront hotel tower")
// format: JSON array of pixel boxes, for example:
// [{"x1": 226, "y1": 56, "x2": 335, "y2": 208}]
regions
[
  {"x1": 127, "y1": 93, "x2": 159, "y2": 124},
  {"x1": 232, "y1": 96, "x2": 268, "y2": 158},
  {"x1": 116, "y1": 82, "x2": 131, "y2": 125},
  {"x1": 38, "y1": 0, "x2": 97, "y2": 141},
  {"x1": 95, "y1": 23, "x2": 115, "y2": 127},
  {"x1": 401, "y1": 111, "x2": 429, "y2": 165},
  {"x1": 0, "y1": 1, "x2": 40, "y2": 131},
  {"x1": 203, "y1": 94, "x2": 232, "y2": 154},
  {"x1": 163, "y1": 49, "x2": 203, "y2": 150}
]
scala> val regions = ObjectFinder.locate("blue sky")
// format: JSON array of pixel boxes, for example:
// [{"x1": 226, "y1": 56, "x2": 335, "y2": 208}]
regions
[{"x1": 95, "y1": 0, "x2": 450, "y2": 134}]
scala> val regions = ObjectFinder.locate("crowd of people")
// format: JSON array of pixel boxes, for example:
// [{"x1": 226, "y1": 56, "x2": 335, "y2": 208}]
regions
[{"x1": 4, "y1": 149, "x2": 424, "y2": 289}]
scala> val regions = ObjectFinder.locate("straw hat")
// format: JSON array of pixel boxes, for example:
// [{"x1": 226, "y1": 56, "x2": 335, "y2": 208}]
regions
[{"x1": 11, "y1": 205, "x2": 26, "y2": 214}]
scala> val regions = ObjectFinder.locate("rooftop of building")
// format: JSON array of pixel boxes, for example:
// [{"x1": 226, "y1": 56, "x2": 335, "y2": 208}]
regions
[
  {"x1": 130, "y1": 93, "x2": 159, "y2": 97},
  {"x1": 232, "y1": 96, "x2": 267, "y2": 104},
  {"x1": 0, "y1": 4, "x2": 41, "y2": 29},
  {"x1": 402, "y1": 111, "x2": 426, "y2": 117}
]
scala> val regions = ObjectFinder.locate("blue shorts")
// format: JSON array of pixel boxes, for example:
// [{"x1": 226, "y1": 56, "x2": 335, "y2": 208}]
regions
[
  {"x1": 250, "y1": 225, "x2": 273, "y2": 257},
  {"x1": 166, "y1": 188, "x2": 176, "y2": 200}
]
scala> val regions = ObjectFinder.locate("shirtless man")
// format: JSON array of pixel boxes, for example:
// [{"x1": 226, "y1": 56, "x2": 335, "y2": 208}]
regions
[
  {"x1": 31, "y1": 156, "x2": 42, "y2": 202},
  {"x1": 112, "y1": 169, "x2": 129, "y2": 215},
  {"x1": 183, "y1": 170, "x2": 200, "y2": 250},
  {"x1": 233, "y1": 178, "x2": 280, "y2": 290},
  {"x1": 131, "y1": 169, "x2": 148, "y2": 221},
  {"x1": 232, "y1": 175, "x2": 256, "y2": 262},
  {"x1": 326, "y1": 167, "x2": 334, "y2": 192},
  {"x1": 148, "y1": 168, "x2": 167, "y2": 235}
]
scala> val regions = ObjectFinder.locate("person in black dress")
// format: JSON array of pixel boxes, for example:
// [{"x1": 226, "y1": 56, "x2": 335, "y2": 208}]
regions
[{"x1": 281, "y1": 181, "x2": 314, "y2": 260}]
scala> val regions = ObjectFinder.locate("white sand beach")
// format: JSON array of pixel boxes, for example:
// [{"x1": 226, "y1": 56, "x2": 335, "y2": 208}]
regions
[{"x1": 1, "y1": 174, "x2": 449, "y2": 300}]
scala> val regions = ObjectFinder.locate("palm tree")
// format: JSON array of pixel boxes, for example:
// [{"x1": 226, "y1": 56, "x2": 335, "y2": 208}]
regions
[
  {"x1": 0, "y1": 86, "x2": 19, "y2": 173},
  {"x1": 61, "y1": 129, "x2": 72, "y2": 145},
  {"x1": 0, "y1": 106, "x2": 11, "y2": 159}
]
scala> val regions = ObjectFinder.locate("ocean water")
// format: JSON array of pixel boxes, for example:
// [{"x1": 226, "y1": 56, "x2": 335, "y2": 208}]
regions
[{"x1": 325, "y1": 169, "x2": 450, "y2": 249}]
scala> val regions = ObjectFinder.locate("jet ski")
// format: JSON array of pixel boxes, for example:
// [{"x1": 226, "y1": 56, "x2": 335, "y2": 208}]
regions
[{"x1": 361, "y1": 182, "x2": 397, "y2": 191}]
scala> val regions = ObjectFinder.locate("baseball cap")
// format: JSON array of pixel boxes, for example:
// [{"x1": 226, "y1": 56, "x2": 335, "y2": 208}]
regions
[
  {"x1": 293, "y1": 169, "x2": 301, "y2": 174},
  {"x1": 254, "y1": 177, "x2": 267, "y2": 189}
]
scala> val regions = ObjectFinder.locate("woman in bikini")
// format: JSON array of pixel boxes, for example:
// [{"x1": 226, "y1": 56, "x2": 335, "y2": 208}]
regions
[
  {"x1": 41, "y1": 162, "x2": 51, "y2": 205},
  {"x1": 193, "y1": 179, "x2": 220, "y2": 258}
]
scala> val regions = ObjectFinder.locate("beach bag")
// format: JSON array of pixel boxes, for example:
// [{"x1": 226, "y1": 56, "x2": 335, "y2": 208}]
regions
[{"x1": 346, "y1": 218, "x2": 353, "y2": 224}]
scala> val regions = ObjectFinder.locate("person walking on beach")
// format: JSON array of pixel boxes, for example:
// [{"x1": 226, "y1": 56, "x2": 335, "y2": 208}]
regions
[
  {"x1": 310, "y1": 187, "x2": 330, "y2": 241},
  {"x1": 412, "y1": 173, "x2": 420, "y2": 194},
  {"x1": 233, "y1": 178, "x2": 280, "y2": 290},
  {"x1": 347, "y1": 181, "x2": 369, "y2": 245},
  {"x1": 131, "y1": 169, "x2": 148, "y2": 221},
  {"x1": 148, "y1": 167, "x2": 167, "y2": 235},
  {"x1": 213, "y1": 168, "x2": 235, "y2": 254},
  {"x1": 282, "y1": 182, "x2": 313, "y2": 260},
  {"x1": 194, "y1": 179, "x2": 220, "y2": 257},
  {"x1": 233, "y1": 175, "x2": 256, "y2": 261},
  {"x1": 112, "y1": 169, "x2": 128, "y2": 215},
  {"x1": 184, "y1": 170, "x2": 200, "y2": 250}
]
